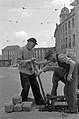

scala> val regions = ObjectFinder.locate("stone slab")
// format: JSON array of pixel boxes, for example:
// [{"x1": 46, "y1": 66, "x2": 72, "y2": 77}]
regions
[
  {"x1": 14, "y1": 103, "x2": 22, "y2": 112},
  {"x1": 4, "y1": 103, "x2": 14, "y2": 113},
  {"x1": 12, "y1": 95, "x2": 22, "y2": 105}
]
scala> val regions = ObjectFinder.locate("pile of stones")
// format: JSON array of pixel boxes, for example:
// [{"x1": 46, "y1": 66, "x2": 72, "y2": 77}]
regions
[{"x1": 4, "y1": 95, "x2": 32, "y2": 113}]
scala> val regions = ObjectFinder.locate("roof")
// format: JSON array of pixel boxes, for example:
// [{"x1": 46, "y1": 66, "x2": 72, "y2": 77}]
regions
[
  {"x1": 70, "y1": 0, "x2": 79, "y2": 6},
  {"x1": 61, "y1": 6, "x2": 69, "y2": 14},
  {"x1": 2, "y1": 45, "x2": 20, "y2": 51}
]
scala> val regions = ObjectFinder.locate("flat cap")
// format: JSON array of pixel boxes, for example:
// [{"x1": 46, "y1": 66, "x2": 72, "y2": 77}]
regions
[
  {"x1": 27, "y1": 38, "x2": 38, "y2": 45},
  {"x1": 44, "y1": 50, "x2": 53, "y2": 60}
]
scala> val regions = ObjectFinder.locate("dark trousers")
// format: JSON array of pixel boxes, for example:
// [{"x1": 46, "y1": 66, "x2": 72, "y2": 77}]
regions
[
  {"x1": 51, "y1": 63, "x2": 78, "y2": 112},
  {"x1": 78, "y1": 83, "x2": 79, "y2": 89},
  {"x1": 51, "y1": 67, "x2": 66, "y2": 95},
  {"x1": 20, "y1": 72, "x2": 43, "y2": 103}
]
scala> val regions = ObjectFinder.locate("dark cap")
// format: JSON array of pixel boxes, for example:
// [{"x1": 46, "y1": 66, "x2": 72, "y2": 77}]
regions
[
  {"x1": 27, "y1": 38, "x2": 38, "y2": 45},
  {"x1": 44, "y1": 50, "x2": 56, "y2": 62},
  {"x1": 44, "y1": 50, "x2": 53, "y2": 60}
]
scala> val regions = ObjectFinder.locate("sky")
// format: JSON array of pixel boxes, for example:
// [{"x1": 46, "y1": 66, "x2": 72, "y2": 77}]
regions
[{"x1": 0, "y1": 0, "x2": 74, "y2": 54}]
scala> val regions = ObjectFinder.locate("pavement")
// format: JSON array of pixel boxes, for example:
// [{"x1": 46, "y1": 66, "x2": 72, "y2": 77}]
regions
[
  {"x1": 0, "y1": 67, "x2": 79, "y2": 119},
  {"x1": 0, "y1": 106, "x2": 79, "y2": 119}
]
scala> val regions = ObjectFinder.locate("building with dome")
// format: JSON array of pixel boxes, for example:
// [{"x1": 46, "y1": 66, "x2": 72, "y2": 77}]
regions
[
  {"x1": 54, "y1": 0, "x2": 79, "y2": 61},
  {"x1": 60, "y1": 6, "x2": 69, "y2": 23}
]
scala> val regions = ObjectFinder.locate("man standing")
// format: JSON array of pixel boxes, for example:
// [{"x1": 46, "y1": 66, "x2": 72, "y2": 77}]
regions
[{"x1": 17, "y1": 38, "x2": 45, "y2": 105}]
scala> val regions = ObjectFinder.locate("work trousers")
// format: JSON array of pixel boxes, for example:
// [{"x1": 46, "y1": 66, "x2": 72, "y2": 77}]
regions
[
  {"x1": 51, "y1": 63, "x2": 79, "y2": 112},
  {"x1": 20, "y1": 72, "x2": 43, "y2": 103},
  {"x1": 78, "y1": 83, "x2": 79, "y2": 89}
]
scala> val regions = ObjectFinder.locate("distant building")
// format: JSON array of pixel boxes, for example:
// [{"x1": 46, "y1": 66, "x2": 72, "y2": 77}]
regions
[
  {"x1": 34, "y1": 47, "x2": 56, "y2": 61},
  {"x1": 0, "y1": 55, "x2": 2, "y2": 60},
  {"x1": 54, "y1": 0, "x2": 79, "y2": 61},
  {"x1": 1, "y1": 45, "x2": 55, "y2": 67},
  {"x1": 34, "y1": 47, "x2": 55, "y2": 69},
  {"x1": 2, "y1": 45, "x2": 20, "y2": 66}
]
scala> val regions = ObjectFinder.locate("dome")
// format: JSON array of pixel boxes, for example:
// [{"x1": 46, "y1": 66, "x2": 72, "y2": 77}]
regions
[{"x1": 61, "y1": 6, "x2": 69, "y2": 14}]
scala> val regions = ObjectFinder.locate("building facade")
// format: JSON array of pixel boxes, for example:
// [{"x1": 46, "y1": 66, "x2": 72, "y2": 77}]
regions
[
  {"x1": 1, "y1": 45, "x2": 55, "y2": 67},
  {"x1": 2, "y1": 45, "x2": 20, "y2": 66},
  {"x1": 34, "y1": 47, "x2": 56, "y2": 61},
  {"x1": 0, "y1": 55, "x2": 2, "y2": 60},
  {"x1": 54, "y1": 0, "x2": 79, "y2": 61}
]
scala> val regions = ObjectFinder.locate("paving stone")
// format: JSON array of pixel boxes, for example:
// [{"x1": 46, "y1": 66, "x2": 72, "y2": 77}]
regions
[
  {"x1": 22, "y1": 102, "x2": 32, "y2": 111},
  {"x1": 4, "y1": 103, "x2": 14, "y2": 113},
  {"x1": 14, "y1": 103, "x2": 22, "y2": 112},
  {"x1": 12, "y1": 95, "x2": 22, "y2": 105}
]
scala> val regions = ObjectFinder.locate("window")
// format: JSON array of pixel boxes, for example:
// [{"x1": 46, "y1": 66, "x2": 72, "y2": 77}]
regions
[
  {"x1": 68, "y1": 21, "x2": 71, "y2": 29},
  {"x1": 66, "y1": 44, "x2": 67, "y2": 48},
  {"x1": 7, "y1": 51, "x2": 9, "y2": 56},
  {"x1": 40, "y1": 55, "x2": 42, "y2": 59},
  {"x1": 72, "y1": 18, "x2": 74, "y2": 27},
  {"x1": 4, "y1": 51, "x2": 7, "y2": 55},
  {"x1": 63, "y1": 25, "x2": 64, "y2": 32},
  {"x1": 65, "y1": 37, "x2": 67, "y2": 48},
  {"x1": 61, "y1": 28, "x2": 62, "y2": 34},
  {"x1": 65, "y1": 23, "x2": 67, "y2": 30},
  {"x1": 73, "y1": 34, "x2": 75, "y2": 46},
  {"x1": 66, "y1": 37, "x2": 67, "y2": 42},
  {"x1": 69, "y1": 37, "x2": 71, "y2": 48},
  {"x1": 40, "y1": 50, "x2": 42, "y2": 55}
]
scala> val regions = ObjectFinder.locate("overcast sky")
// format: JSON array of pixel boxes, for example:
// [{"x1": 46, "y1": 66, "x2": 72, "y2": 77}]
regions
[{"x1": 0, "y1": 0, "x2": 74, "y2": 54}]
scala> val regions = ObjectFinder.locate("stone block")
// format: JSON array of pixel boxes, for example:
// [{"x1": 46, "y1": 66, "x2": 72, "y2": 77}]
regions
[
  {"x1": 12, "y1": 95, "x2": 22, "y2": 105},
  {"x1": 14, "y1": 103, "x2": 22, "y2": 112},
  {"x1": 22, "y1": 102, "x2": 32, "y2": 111},
  {"x1": 4, "y1": 103, "x2": 14, "y2": 113}
]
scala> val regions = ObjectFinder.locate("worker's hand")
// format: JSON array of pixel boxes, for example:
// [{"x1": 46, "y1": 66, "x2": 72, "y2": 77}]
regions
[
  {"x1": 67, "y1": 74, "x2": 73, "y2": 81},
  {"x1": 42, "y1": 65, "x2": 51, "y2": 72},
  {"x1": 31, "y1": 57, "x2": 36, "y2": 62},
  {"x1": 38, "y1": 69, "x2": 44, "y2": 75}
]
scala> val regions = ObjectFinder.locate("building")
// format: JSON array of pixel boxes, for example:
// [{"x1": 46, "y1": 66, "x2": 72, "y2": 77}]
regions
[
  {"x1": 2, "y1": 45, "x2": 20, "y2": 66},
  {"x1": 54, "y1": 0, "x2": 79, "y2": 61},
  {"x1": 0, "y1": 55, "x2": 2, "y2": 60},
  {"x1": 34, "y1": 47, "x2": 55, "y2": 68},
  {"x1": 1, "y1": 45, "x2": 55, "y2": 67},
  {"x1": 34, "y1": 47, "x2": 56, "y2": 61}
]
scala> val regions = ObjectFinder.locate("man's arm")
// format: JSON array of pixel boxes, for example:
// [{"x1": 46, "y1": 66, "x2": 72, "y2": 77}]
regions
[
  {"x1": 38, "y1": 65, "x2": 57, "y2": 75},
  {"x1": 58, "y1": 54, "x2": 75, "y2": 81},
  {"x1": 34, "y1": 60, "x2": 50, "y2": 65},
  {"x1": 67, "y1": 59, "x2": 75, "y2": 81},
  {"x1": 17, "y1": 58, "x2": 32, "y2": 66},
  {"x1": 42, "y1": 65, "x2": 55, "y2": 72}
]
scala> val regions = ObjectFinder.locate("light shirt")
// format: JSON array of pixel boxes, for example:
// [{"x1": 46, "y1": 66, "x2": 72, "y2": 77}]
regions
[
  {"x1": 17, "y1": 45, "x2": 35, "y2": 75},
  {"x1": 58, "y1": 54, "x2": 71, "y2": 64}
]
